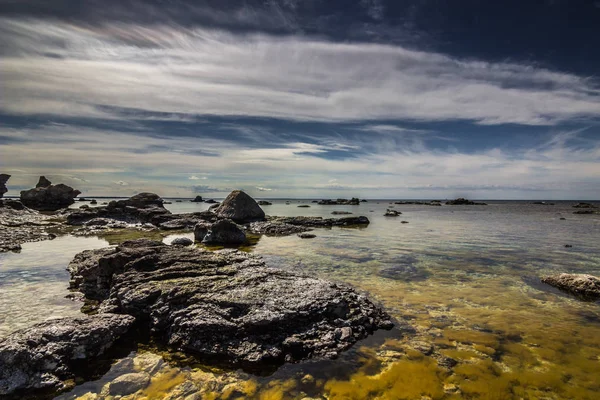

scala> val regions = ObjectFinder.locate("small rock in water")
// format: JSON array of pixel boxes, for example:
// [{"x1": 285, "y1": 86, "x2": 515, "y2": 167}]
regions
[
  {"x1": 564, "y1": 244, "x2": 573, "y2": 248},
  {"x1": 384, "y1": 209, "x2": 401, "y2": 217},
  {"x1": 298, "y1": 233, "x2": 317, "y2": 239},
  {"x1": 541, "y1": 273, "x2": 600, "y2": 301},
  {"x1": 401, "y1": 221, "x2": 409, "y2": 224}
]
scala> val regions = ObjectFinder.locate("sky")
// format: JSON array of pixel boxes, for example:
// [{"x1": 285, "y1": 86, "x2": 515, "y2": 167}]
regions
[{"x1": 1, "y1": 0, "x2": 599, "y2": 199}]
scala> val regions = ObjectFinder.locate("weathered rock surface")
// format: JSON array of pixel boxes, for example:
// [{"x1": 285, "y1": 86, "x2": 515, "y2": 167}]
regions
[
  {"x1": 541, "y1": 273, "x2": 600, "y2": 300},
  {"x1": 0, "y1": 203, "x2": 60, "y2": 252},
  {"x1": 318, "y1": 198, "x2": 360, "y2": 205},
  {"x1": 215, "y1": 190, "x2": 265, "y2": 223},
  {"x1": 0, "y1": 314, "x2": 135, "y2": 398},
  {"x1": 202, "y1": 219, "x2": 246, "y2": 244},
  {"x1": 20, "y1": 177, "x2": 81, "y2": 211},
  {"x1": 0, "y1": 173, "x2": 10, "y2": 198},
  {"x1": 68, "y1": 241, "x2": 394, "y2": 367},
  {"x1": 445, "y1": 198, "x2": 487, "y2": 205}
]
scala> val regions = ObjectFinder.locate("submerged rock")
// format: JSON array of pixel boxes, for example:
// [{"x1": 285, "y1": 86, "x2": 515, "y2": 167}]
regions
[
  {"x1": 68, "y1": 241, "x2": 394, "y2": 368},
  {"x1": 0, "y1": 314, "x2": 135, "y2": 398},
  {"x1": 541, "y1": 273, "x2": 600, "y2": 300},
  {"x1": 298, "y1": 233, "x2": 317, "y2": 239},
  {"x1": 268, "y1": 215, "x2": 370, "y2": 228},
  {"x1": 0, "y1": 173, "x2": 10, "y2": 198},
  {"x1": 215, "y1": 190, "x2": 265, "y2": 223},
  {"x1": 202, "y1": 219, "x2": 246, "y2": 244},
  {"x1": 20, "y1": 177, "x2": 81, "y2": 211}
]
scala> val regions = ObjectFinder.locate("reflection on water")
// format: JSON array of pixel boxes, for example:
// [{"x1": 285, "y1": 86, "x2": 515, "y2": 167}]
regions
[
  {"x1": 2, "y1": 200, "x2": 600, "y2": 399},
  {"x1": 0, "y1": 236, "x2": 109, "y2": 337}
]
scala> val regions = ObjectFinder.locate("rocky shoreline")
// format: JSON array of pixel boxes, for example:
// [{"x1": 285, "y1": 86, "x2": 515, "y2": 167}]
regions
[{"x1": 0, "y1": 181, "x2": 398, "y2": 398}]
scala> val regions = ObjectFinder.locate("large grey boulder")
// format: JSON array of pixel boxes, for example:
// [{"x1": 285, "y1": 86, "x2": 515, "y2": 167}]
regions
[
  {"x1": 0, "y1": 314, "x2": 135, "y2": 398},
  {"x1": 68, "y1": 240, "x2": 394, "y2": 368},
  {"x1": 0, "y1": 174, "x2": 9, "y2": 198},
  {"x1": 215, "y1": 190, "x2": 265, "y2": 223},
  {"x1": 202, "y1": 219, "x2": 246, "y2": 245},
  {"x1": 542, "y1": 273, "x2": 600, "y2": 300},
  {"x1": 20, "y1": 177, "x2": 81, "y2": 211}
]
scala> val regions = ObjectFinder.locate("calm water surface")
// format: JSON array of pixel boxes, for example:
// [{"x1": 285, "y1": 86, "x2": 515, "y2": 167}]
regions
[{"x1": 2, "y1": 200, "x2": 600, "y2": 399}]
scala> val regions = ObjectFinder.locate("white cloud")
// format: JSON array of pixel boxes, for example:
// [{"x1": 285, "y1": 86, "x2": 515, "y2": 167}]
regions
[
  {"x1": 256, "y1": 187, "x2": 273, "y2": 191},
  {"x1": 188, "y1": 175, "x2": 207, "y2": 180},
  {"x1": 1, "y1": 123, "x2": 599, "y2": 199},
  {"x1": 0, "y1": 18, "x2": 599, "y2": 125},
  {"x1": 114, "y1": 180, "x2": 129, "y2": 186}
]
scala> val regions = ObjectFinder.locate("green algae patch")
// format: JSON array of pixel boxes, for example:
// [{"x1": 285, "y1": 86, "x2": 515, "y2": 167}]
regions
[{"x1": 324, "y1": 357, "x2": 446, "y2": 400}]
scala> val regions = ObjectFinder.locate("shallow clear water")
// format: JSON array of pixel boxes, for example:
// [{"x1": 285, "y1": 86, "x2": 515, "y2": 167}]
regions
[{"x1": 2, "y1": 200, "x2": 600, "y2": 399}]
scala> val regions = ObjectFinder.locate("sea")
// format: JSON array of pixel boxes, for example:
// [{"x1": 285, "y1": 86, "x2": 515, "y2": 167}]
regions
[{"x1": 1, "y1": 199, "x2": 599, "y2": 399}]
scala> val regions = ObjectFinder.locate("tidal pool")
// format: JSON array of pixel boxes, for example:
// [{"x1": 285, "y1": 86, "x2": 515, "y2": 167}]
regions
[{"x1": 2, "y1": 200, "x2": 599, "y2": 399}]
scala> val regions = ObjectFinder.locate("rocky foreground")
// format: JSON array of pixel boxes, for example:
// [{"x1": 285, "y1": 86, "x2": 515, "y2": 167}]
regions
[
  {"x1": 0, "y1": 314, "x2": 135, "y2": 398},
  {"x1": 0, "y1": 239, "x2": 394, "y2": 398}
]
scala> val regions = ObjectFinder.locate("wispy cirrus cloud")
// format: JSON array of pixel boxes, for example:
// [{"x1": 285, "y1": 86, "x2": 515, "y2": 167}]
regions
[{"x1": 1, "y1": 18, "x2": 599, "y2": 126}]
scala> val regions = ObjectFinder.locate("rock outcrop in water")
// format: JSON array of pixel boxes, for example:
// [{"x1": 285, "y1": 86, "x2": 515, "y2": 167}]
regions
[
  {"x1": 191, "y1": 195, "x2": 203, "y2": 203},
  {"x1": 0, "y1": 314, "x2": 135, "y2": 398},
  {"x1": 202, "y1": 219, "x2": 246, "y2": 244},
  {"x1": 541, "y1": 273, "x2": 600, "y2": 301},
  {"x1": 20, "y1": 177, "x2": 81, "y2": 211},
  {"x1": 67, "y1": 193, "x2": 171, "y2": 226},
  {"x1": 318, "y1": 198, "x2": 360, "y2": 205},
  {"x1": 445, "y1": 198, "x2": 487, "y2": 205},
  {"x1": 67, "y1": 240, "x2": 393, "y2": 368},
  {"x1": 215, "y1": 190, "x2": 265, "y2": 223},
  {"x1": 0, "y1": 174, "x2": 10, "y2": 198}
]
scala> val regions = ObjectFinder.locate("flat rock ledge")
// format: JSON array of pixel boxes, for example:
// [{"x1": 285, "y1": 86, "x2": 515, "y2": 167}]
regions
[
  {"x1": 541, "y1": 273, "x2": 600, "y2": 301},
  {"x1": 68, "y1": 239, "x2": 393, "y2": 369},
  {"x1": 0, "y1": 314, "x2": 135, "y2": 399}
]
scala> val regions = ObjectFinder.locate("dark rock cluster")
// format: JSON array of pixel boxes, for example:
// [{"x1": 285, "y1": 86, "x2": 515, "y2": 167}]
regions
[
  {"x1": 20, "y1": 176, "x2": 81, "y2": 211},
  {"x1": 445, "y1": 198, "x2": 487, "y2": 205},
  {"x1": 318, "y1": 198, "x2": 361, "y2": 205}
]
